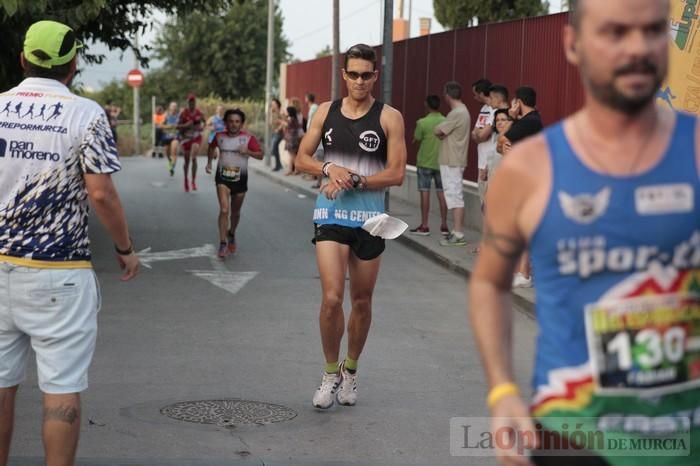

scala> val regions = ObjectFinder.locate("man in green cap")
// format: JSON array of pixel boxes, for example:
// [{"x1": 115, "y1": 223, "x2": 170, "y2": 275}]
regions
[{"x1": 0, "y1": 20, "x2": 139, "y2": 465}]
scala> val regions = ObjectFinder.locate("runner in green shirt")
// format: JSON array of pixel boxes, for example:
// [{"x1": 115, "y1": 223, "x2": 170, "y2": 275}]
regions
[{"x1": 409, "y1": 95, "x2": 449, "y2": 237}]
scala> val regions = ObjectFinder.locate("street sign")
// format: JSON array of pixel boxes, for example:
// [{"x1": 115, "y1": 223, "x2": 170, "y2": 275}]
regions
[{"x1": 126, "y1": 68, "x2": 144, "y2": 88}]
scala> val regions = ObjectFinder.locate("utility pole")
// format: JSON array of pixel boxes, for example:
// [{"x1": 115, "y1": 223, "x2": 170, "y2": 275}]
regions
[
  {"x1": 382, "y1": 0, "x2": 393, "y2": 106},
  {"x1": 382, "y1": 0, "x2": 393, "y2": 210},
  {"x1": 264, "y1": 0, "x2": 275, "y2": 166},
  {"x1": 133, "y1": 32, "x2": 140, "y2": 156},
  {"x1": 331, "y1": 0, "x2": 340, "y2": 99}
]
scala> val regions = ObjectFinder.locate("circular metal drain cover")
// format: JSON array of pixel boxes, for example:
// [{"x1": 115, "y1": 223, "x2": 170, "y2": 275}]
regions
[{"x1": 160, "y1": 399, "x2": 297, "y2": 427}]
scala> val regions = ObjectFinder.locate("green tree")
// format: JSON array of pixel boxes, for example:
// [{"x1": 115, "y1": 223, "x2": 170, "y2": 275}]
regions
[
  {"x1": 0, "y1": 0, "x2": 237, "y2": 89},
  {"x1": 315, "y1": 45, "x2": 332, "y2": 59},
  {"x1": 433, "y1": 0, "x2": 549, "y2": 29},
  {"x1": 154, "y1": 0, "x2": 288, "y2": 100}
]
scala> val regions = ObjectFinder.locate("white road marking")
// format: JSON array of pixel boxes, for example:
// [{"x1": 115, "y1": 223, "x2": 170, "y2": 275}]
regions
[
  {"x1": 187, "y1": 270, "x2": 258, "y2": 296},
  {"x1": 137, "y1": 244, "x2": 217, "y2": 269}
]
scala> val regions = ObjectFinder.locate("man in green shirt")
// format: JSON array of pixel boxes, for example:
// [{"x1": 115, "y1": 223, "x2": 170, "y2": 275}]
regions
[{"x1": 409, "y1": 95, "x2": 449, "y2": 236}]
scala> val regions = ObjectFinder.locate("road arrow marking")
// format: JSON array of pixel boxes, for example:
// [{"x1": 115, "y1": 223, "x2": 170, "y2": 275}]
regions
[
  {"x1": 187, "y1": 270, "x2": 258, "y2": 296},
  {"x1": 137, "y1": 244, "x2": 216, "y2": 269}
]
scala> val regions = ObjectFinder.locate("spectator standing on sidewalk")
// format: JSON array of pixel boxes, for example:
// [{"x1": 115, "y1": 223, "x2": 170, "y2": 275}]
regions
[
  {"x1": 152, "y1": 105, "x2": 166, "y2": 158},
  {"x1": 488, "y1": 108, "x2": 514, "y2": 183},
  {"x1": 0, "y1": 20, "x2": 139, "y2": 466},
  {"x1": 409, "y1": 95, "x2": 449, "y2": 237},
  {"x1": 284, "y1": 106, "x2": 304, "y2": 176},
  {"x1": 483, "y1": 84, "x2": 511, "y2": 198},
  {"x1": 505, "y1": 86, "x2": 544, "y2": 288},
  {"x1": 434, "y1": 81, "x2": 471, "y2": 247},
  {"x1": 471, "y1": 79, "x2": 495, "y2": 207},
  {"x1": 306, "y1": 93, "x2": 319, "y2": 127},
  {"x1": 306, "y1": 93, "x2": 324, "y2": 188},
  {"x1": 269, "y1": 98, "x2": 284, "y2": 171}
]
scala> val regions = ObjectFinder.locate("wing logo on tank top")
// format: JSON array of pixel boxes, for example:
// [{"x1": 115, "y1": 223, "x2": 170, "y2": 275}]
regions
[
  {"x1": 359, "y1": 130, "x2": 380, "y2": 152},
  {"x1": 324, "y1": 128, "x2": 333, "y2": 146},
  {"x1": 558, "y1": 187, "x2": 611, "y2": 224}
]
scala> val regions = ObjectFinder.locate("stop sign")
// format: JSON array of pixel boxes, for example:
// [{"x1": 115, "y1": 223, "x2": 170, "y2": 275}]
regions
[{"x1": 126, "y1": 68, "x2": 144, "y2": 88}]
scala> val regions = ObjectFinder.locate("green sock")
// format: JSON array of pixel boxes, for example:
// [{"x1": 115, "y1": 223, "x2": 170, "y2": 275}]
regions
[
  {"x1": 344, "y1": 357, "x2": 358, "y2": 372},
  {"x1": 325, "y1": 361, "x2": 339, "y2": 374}
]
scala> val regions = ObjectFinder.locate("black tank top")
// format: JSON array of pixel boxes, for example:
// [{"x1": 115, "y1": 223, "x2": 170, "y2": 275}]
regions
[
  {"x1": 320, "y1": 99, "x2": 387, "y2": 176},
  {"x1": 313, "y1": 99, "x2": 388, "y2": 228}
]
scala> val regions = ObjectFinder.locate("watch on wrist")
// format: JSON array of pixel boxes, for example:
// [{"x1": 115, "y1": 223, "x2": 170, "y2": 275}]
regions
[
  {"x1": 114, "y1": 239, "x2": 134, "y2": 256},
  {"x1": 350, "y1": 173, "x2": 362, "y2": 189}
]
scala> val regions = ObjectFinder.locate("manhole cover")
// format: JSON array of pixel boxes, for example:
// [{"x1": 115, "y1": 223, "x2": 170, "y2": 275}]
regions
[{"x1": 160, "y1": 399, "x2": 297, "y2": 427}]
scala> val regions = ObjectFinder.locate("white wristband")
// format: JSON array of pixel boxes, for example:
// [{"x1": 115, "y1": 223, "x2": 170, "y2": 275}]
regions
[{"x1": 322, "y1": 162, "x2": 335, "y2": 177}]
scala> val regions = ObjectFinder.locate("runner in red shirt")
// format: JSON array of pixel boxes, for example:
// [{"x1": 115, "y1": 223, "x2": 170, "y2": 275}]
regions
[
  {"x1": 177, "y1": 94, "x2": 205, "y2": 192},
  {"x1": 205, "y1": 108, "x2": 263, "y2": 258}
]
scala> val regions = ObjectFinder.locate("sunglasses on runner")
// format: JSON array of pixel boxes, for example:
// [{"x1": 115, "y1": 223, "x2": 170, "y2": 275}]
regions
[{"x1": 344, "y1": 70, "x2": 376, "y2": 81}]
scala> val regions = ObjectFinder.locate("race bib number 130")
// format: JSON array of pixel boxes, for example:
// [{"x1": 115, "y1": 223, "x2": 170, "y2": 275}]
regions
[{"x1": 585, "y1": 293, "x2": 700, "y2": 395}]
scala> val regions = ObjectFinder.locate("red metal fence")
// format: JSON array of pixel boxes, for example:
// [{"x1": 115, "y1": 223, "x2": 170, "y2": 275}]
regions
[{"x1": 285, "y1": 12, "x2": 585, "y2": 182}]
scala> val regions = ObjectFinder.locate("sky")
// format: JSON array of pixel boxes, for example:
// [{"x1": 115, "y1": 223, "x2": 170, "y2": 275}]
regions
[{"x1": 79, "y1": 0, "x2": 565, "y2": 91}]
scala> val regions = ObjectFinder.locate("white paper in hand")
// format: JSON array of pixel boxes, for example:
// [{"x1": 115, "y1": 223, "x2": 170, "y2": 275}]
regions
[{"x1": 361, "y1": 213, "x2": 409, "y2": 239}]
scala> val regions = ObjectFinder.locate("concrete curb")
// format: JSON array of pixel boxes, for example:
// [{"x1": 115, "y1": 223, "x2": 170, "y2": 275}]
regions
[{"x1": 250, "y1": 163, "x2": 536, "y2": 317}]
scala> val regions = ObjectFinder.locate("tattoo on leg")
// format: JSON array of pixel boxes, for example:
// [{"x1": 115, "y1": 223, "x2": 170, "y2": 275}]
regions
[
  {"x1": 482, "y1": 222, "x2": 526, "y2": 259},
  {"x1": 43, "y1": 406, "x2": 79, "y2": 425}
]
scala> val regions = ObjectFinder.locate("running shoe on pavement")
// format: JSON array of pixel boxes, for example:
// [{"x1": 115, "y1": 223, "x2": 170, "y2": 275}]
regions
[
  {"x1": 336, "y1": 361, "x2": 358, "y2": 406},
  {"x1": 312, "y1": 371, "x2": 341, "y2": 409},
  {"x1": 227, "y1": 231, "x2": 237, "y2": 254},
  {"x1": 440, "y1": 225, "x2": 450, "y2": 238},
  {"x1": 217, "y1": 242, "x2": 228, "y2": 259}
]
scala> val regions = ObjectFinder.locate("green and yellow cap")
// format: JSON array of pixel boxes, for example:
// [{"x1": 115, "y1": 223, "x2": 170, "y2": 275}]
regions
[{"x1": 23, "y1": 20, "x2": 83, "y2": 69}]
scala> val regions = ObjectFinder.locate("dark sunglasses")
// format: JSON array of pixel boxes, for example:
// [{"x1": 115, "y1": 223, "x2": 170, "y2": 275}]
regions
[{"x1": 345, "y1": 70, "x2": 376, "y2": 81}]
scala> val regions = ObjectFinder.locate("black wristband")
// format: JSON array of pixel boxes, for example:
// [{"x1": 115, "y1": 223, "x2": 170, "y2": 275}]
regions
[{"x1": 115, "y1": 239, "x2": 134, "y2": 256}]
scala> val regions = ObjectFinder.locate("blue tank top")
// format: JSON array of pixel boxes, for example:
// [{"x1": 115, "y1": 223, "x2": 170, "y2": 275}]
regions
[
  {"x1": 313, "y1": 99, "x2": 387, "y2": 228},
  {"x1": 530, "y1": 113, "x2": 700, "y2": 457}
]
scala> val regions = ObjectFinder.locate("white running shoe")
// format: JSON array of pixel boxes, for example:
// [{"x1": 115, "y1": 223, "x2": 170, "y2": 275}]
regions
[
  {"x1": 512, "y1": 272, "x2": 533, "y2": 288},
  {"x1": 336, "y1": 362, "x2": 358, "y2": 406},
  {"x1": 312, "y1": 371, "x2": 341, "y2": 409}
]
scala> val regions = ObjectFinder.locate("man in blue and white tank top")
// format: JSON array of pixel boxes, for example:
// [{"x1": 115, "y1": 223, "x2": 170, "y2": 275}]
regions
[
  {"x1": 296, "y1": 44, "x2": 407, "y2": 409},
  {"x1": 470, "y1": 1, "x2": 700, "y2": 465}
]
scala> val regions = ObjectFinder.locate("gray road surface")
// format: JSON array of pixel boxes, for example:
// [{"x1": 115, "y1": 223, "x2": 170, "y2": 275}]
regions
[{"x1": 9, "y1": 157, "x2": 538, "y2": 466}]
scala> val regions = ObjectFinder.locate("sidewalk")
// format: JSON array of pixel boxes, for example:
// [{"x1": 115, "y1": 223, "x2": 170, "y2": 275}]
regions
[{"x1": 249, "y1": 160, "x2": 536, "y2": 315}]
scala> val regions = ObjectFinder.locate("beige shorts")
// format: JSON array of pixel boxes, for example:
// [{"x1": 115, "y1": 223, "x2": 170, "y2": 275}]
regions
[
  {"x1": 0, "y1": 264, "x2": 101, "y2": 393},
  {"x1": 439, "y1": 165, "x2": 465, "y2": 209}
]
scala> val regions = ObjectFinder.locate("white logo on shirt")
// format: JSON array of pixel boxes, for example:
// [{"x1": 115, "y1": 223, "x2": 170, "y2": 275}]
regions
[
  {"x1": 635, "y1": 184, "x2": 694, "y2": 215},
  {"x1": 359, "y1": 130, "x2": 380, "y2": 152},
  {"x1": 325, "y1": 128, "x2": 333, "y2": 145},
  {"x1": 559, "y1": 187, "x2": 611, "y2": 224}
]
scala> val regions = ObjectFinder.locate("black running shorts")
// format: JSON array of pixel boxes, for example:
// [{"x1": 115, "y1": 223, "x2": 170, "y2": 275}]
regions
[
  {"x1": 312, "y1": 223, "x2": 385, "y2": 261},
  {"x1": 215, "y1": 172, "x2": 248, "y2": 194}
]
